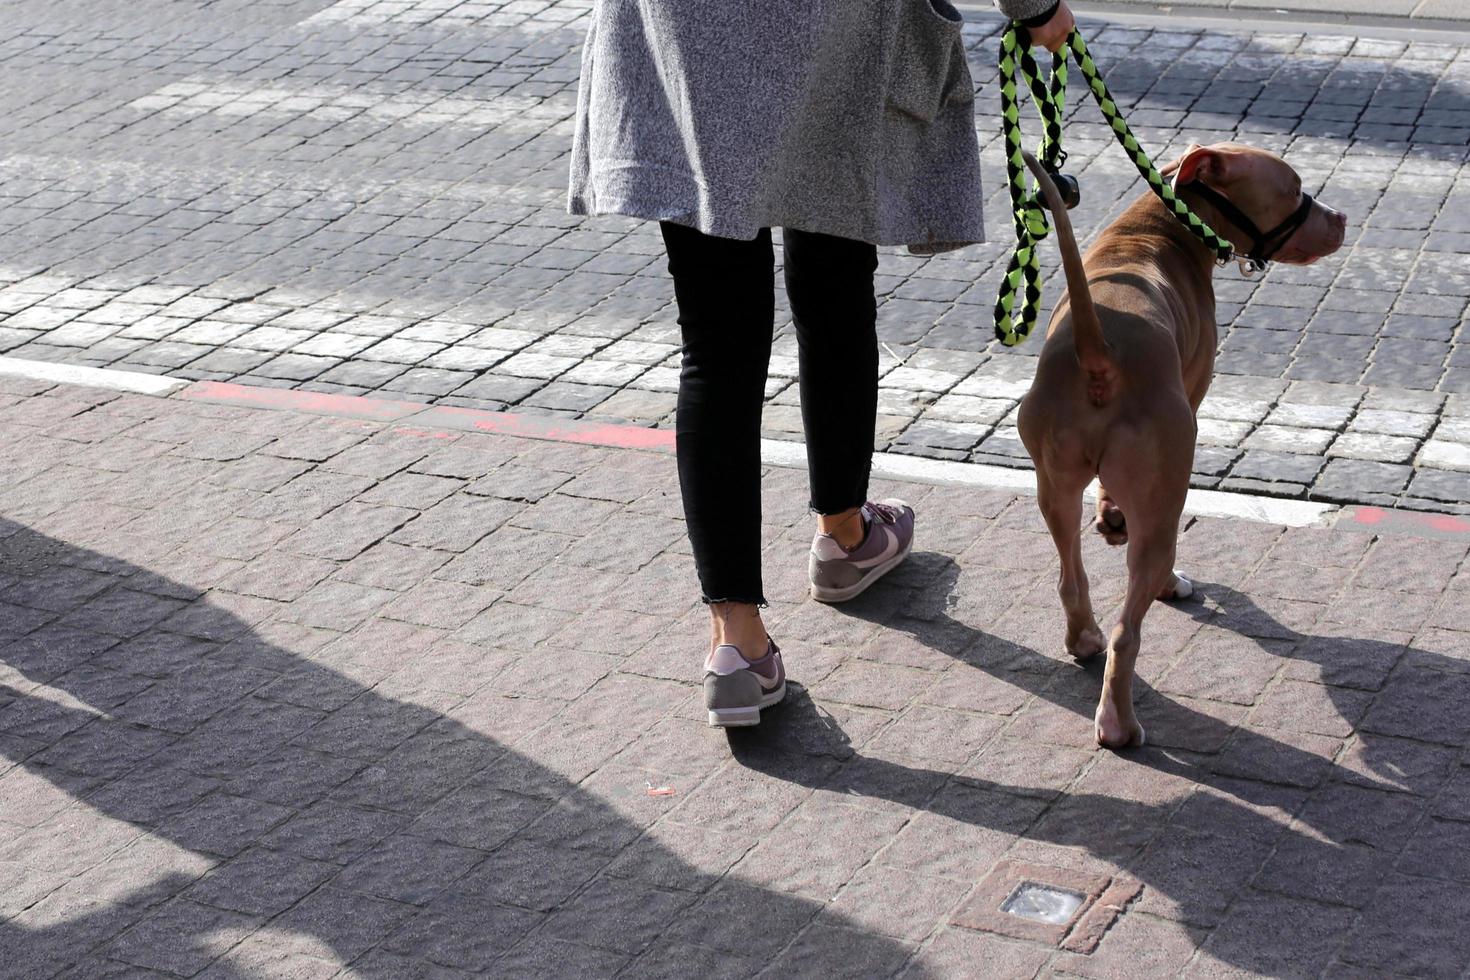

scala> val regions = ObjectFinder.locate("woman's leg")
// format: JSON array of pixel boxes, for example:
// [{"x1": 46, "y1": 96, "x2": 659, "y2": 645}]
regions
[
  {"x1": 786, "y1": 228, "x2": 915, "y2": 604},
  {"x1": 782, "y1": 228, "x2": 880, "y2": 543},
  {"x1": 661, "y1": 222, "x2": 774, "y2": 658}
]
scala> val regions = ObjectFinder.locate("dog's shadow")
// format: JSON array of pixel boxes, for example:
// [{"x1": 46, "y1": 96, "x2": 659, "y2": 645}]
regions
[
  {"x1": 840, "y1": 549, "x2": 1455, "y2": 798},
  {"x1": 727, "y1": 549, "x2": 1464, "y2": 974}
]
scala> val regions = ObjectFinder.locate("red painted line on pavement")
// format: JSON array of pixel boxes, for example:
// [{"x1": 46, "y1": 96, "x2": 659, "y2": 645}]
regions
[
  {"x1": 414, "y1": 405, "x2": 675, "y2": 451},
  {"x1": 1428, "y1": 513, "x2": 1470, "y2": 533},
  {"x1": 177, "y1": 380, "x2": 427, "y2": 421},
  {"x1": 1339, "y1": 505, "x2": 1470, "y2": 539},
  {"x1": 178, "y1": 380, "x2": 676, "y2": 451}
]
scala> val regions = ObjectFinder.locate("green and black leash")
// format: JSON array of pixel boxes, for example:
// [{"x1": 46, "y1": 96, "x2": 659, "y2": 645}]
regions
[{"x1": 993, "y1": 25, "x2": 1238, "y2": 347}]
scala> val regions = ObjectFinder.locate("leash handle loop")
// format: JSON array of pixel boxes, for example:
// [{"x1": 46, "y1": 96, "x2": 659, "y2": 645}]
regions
[
  {"x1": 993, "y1": 25, "x2": 1240, "y2": 347},
  {"x1": 993, "y1": 24, "x2": 1052, "y2": 347}
]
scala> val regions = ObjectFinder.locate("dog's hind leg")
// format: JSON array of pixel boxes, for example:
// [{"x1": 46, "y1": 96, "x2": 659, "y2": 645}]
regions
[
  {"x1": 1095, "y1": 522, "x2": 1175, "y2": 749},
  {"x1": 1095, "y1": 436, "x2": 1190, "y2": 749},
  {"x1": 1036, "y1": 467, "x2": 1106, "y2": 661}
]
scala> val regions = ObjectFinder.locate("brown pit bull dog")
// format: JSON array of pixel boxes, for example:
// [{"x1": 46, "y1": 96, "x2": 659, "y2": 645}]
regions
[{"x1": 1017, "y1": 143, "x2": 1346, "y2": 749}]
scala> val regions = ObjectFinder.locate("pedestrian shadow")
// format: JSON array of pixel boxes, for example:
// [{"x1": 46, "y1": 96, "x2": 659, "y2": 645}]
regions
[
  {"x1": 0, "y1": 518, "x2": 929, "y2": 979},
  {"x1": 727, "y1": 550, "x2": 1467, "y2": 975}
]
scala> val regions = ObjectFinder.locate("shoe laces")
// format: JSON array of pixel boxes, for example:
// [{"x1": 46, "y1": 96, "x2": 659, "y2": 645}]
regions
[{"x1": 863, "y1": 501, "x2": 900, "y2": 525}]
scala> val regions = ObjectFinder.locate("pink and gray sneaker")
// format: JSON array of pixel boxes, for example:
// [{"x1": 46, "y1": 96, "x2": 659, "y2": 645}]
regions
[
  {"x1": 704, "y1": 640, "x2": 786, "y2": 727},
  {"x1": 809, "y1": 499, "x2": 915, "y2": 603}
]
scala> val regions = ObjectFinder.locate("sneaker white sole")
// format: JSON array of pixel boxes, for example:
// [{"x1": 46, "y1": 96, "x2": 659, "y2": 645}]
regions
[
  {"x1": 809, "y1": 536, "x2": 914, "y2": 604},
  {"x1": 706, "y1": 681, "x2": 786, "y2": 727}
]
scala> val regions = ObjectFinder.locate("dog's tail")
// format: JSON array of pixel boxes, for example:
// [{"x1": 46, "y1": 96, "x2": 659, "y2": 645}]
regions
[{"x1": 1021, "y1": 150, "x2": 1115, "y2": 406}]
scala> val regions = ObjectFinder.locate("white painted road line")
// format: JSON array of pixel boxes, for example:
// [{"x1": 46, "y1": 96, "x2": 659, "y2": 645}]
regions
[
  {"x1": 761, "y1": 438, "x2": 1040, "y2": 493},
  {"x1": 764, "y1": 439, "x2": 1338, "y2": 529},
  {"x1": 0, "y1": 356, "x2": 188, "y2": 396},
  {"x1": 1174, "y1": 486, "x2": 1336, "y2": 528},
  {"x1": 871, "y1": 446, "x2": 1040, "y2": 494}
]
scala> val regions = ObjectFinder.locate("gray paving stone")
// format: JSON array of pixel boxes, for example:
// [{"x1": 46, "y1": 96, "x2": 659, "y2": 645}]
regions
[
  {"x1": 1243, "y1": 425, "x2": 1335, "y2": 455},
  {"x1": 315, "y1": 361, "x2": 410, "y2": 390},
  {"x1": 1327, "y1": 431, "x2": 1419, "y2": 463},
  {"x1": 1310, "y1": 458, "x2": 1412, "y2": 501},
  {"x1": 590, "y1": 388, "x2": 676, "y2": 423},
  {"x1": 188, "y1": 348, "x2": 275, "y2": 375},
  {"x1": 1229, "y1": 450, "x2": 1326, "y2": 485},
  {"x1": 284, "y1": 503, "x2": 416, "y2": 561},
  {"x1": 522, "y1": 381, "x2": 616, "y2": 413},
  {"x1": 390, "y1": 494, "x2": 522, "y2": 552},
  {"x1": 1196, "y1": 418, "x2": 1252, "y2": 448},
  {"x1": 450, "y1": 373, "x2": 544, "y2": 405},
  {"x1": 251, "y1": 353, "x2": 339, "y2": 382},
  {"x1": 1197, "y1": 395, "x2": 1273, "y2": 425},
  {"x1": 1264, "y1": 402, "x2": 1353, "y2": 429},
  {"x1": 376, "y1": 367, "x2": 474, "y2": 397},
  {"x1": 1198, "y1": 889, "x2": 1357, "y2": 975},
  {"x1": 892, "y1": 422, "x2": 988, "y2": 454},
  {"x1": 381, "y1": 893, "x2": 543, "y2": 968},
  {"x1": 1339, "y1": 873, "x2": 1470, "y2": 976},
  {"x1": 1280, "y1": 381, "x2": 1366, "y2": 409},
  {"x1": 235, "y1": 327, "x2": 316, "y2": 354},
  {"x1": 291, "y1": 332, "x2": 379, "y2": 358},
  {"x1": 1419, "y1": 439, "x2": 1470, "y2": 471},
  {"x1": 493, "y1": 936, "x2": 630, "y2": 978},
  {"x1": 543, "y1": 876, "x2": 695, "y2": 956},
  {"x1": 105, "y1": 899, "x2": 262, "y2": 975},
  {"x1": 187, "y1": 846, "x2": 338, "y2": 916},
  {"x1": 1407, "y1": 467, "x2": 1470, "y2": 503},
  {"x1": 1348, "y1": 408, "x2": 1437, "y2": 438},
  {"x1": 1363, "y1": 359, "x2": 1446, "y2": 389}
]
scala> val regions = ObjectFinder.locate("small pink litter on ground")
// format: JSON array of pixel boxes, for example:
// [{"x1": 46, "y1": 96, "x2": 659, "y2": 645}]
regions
[{"x1": 645, "y1": 782, "x2": 676, "y2": 797}]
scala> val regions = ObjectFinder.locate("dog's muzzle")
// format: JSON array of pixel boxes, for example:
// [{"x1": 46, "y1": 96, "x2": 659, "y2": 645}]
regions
[{"x1": 1183, "y1": 180, "x2": 1315, "y2": 271}]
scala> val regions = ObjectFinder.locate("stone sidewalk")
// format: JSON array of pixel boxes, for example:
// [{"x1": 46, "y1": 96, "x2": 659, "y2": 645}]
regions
[
  {"x1": 2, "y1": 371, "x2": 1469, "y2": 978},
  {"x1": 1, "y1": 0, "x2": 1469, "y2": 510}
]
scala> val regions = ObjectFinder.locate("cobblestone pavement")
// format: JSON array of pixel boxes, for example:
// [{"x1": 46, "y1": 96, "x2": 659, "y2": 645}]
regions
[
  {"x1": 2, "y1": 373, "x2": 1470, "y2": 977},
  {"x1": 1, "y1": 1, "x2": 1469, "y2": 511}
]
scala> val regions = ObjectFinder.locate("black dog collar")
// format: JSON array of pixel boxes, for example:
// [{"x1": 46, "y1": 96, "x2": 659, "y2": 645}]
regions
[{"x1": 1183, "y1": 181, "x2": 1315, "y2": 272}]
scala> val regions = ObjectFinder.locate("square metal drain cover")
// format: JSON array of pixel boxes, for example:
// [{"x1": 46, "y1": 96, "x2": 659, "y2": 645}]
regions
[
  {"x1": 951, "y1": 859, "x2": 1142, "y2": 952},
  {"x1": 1001, "y1": 881, "x2": 1086, "y2": 925}
]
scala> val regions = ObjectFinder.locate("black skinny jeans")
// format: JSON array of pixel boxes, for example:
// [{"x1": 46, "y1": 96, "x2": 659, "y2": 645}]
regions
[{"x1": 661, "y1": 222, "x2": 879, "y2": 606}]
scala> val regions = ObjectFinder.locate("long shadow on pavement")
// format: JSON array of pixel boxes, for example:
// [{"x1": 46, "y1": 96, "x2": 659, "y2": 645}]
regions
[{"x1": 0, "y1": 518, "x2": 929, "y2": 979}]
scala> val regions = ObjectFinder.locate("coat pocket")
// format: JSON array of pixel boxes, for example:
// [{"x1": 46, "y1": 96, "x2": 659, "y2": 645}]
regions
[{"x1": 887, "y1": 0, "x2": 973, "y2": 124}]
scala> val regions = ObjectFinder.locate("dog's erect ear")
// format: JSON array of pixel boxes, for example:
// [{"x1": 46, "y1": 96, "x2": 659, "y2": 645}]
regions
[
  {"x1": 1169, "y1": 145, "x2": 1223, "y2": 191},
  {"x1": 1160, "y1": 144, "x2": 1198, "y2": 179}
]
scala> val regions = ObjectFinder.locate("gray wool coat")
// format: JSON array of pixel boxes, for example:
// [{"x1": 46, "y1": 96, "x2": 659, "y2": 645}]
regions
[{"x1": 567, "y1": 0, "x2": 1053, "y2": 254}]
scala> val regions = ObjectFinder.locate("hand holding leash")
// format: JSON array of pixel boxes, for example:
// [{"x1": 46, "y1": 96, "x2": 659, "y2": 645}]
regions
[{"x1": 1026, "y1": 0, "x2": 1075, "y2": 52}]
